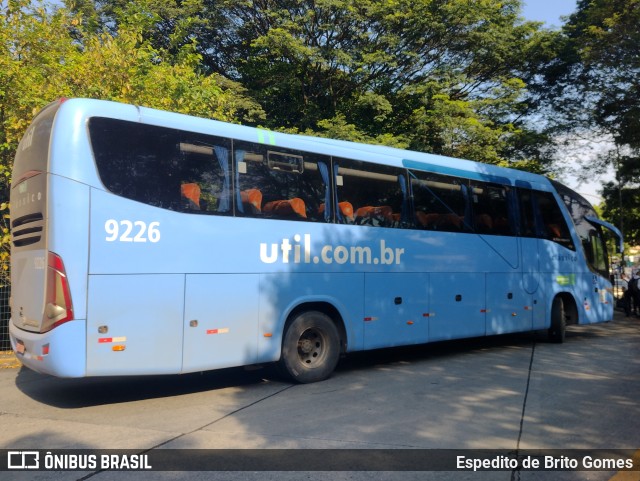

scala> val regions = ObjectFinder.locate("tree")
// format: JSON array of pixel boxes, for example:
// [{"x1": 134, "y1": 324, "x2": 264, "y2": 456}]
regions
[
  {"x1": 223, "y1": 0, "x2": 557, "y2": 169},
  {"x1": 601, "y1": 182, "x2": 640, "y2": 246},
  {"x1": 0, "y1": 0, "x2": 265, "y2": 285},
  {"x1": 0, "y1": 0, "x2": 264, "y2": 197},
  {"x1": 540, "y1": 0, "x2": 640, "y2": 231},
  {"x1": 85, "y1": 0, "x2": 559, "y2": 172}
]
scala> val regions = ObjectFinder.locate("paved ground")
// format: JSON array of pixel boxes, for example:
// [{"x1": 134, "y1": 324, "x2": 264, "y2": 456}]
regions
[{"x1": 0, "y1": 312, "x2": 638, "y2": 481}]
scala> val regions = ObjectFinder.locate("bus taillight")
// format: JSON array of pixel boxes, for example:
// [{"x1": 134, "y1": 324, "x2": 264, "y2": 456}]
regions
[{"x1": 44, "y1": 252, "x2": 74, "y2": 331}]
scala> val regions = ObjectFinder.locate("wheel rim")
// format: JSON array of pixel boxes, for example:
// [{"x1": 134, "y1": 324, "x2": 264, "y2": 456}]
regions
[{"x1": 296, "y1": 328, "x2": 327, "y2": 367}]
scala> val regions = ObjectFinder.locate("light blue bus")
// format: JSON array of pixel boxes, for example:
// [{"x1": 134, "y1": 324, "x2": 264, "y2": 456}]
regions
[{"x1": 9, "y1": 98, "x2": 623, "y2": 383}]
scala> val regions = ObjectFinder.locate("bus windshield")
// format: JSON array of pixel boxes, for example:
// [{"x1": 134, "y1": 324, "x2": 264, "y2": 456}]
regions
[{"x1": 552, "y1": 180, "x2": 612, "y2": 277}]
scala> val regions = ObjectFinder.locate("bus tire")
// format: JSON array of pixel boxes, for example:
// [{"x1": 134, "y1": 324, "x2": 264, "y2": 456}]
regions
[
  {"x1": 548, "y1": 297, "x2": 566, "y2": 343},
  {"x1": 278, "y1": 311, "x2": 340, "y2": 384}
]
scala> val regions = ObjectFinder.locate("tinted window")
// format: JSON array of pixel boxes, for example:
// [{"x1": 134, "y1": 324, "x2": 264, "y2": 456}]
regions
[
  {"x1": 553, "y1": 180, "x2": 608, "y2": 273},
  {"x1": 335, "y1": 158, "x2": 409, "y2": 228},
  {"x1": 234, "y1": 142, "x2": 329, "y2": 222},
  {"x1": 553, "y1": 180, "x2": 598, "y2": 247},
  {"x1": 411, "y1": 171, "x2": 470, "y2": 232},
  {"x1": 13, "y1": 100, "x2": 60, "y2": 178},
  {"x1": 470, "y1": 181, "x2": 514, "y2": 235},
  {"x1": 535, "y1": 191, "x2": 574, "y2": 250},
  {"x1": 90, "y1": 118, "x2": 231, "y2": 215}
]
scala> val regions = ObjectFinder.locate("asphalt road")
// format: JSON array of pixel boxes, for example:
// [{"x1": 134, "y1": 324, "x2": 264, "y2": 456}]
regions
[{"x1": 1, "y1": 311, "x2": 639, "y2": 481}]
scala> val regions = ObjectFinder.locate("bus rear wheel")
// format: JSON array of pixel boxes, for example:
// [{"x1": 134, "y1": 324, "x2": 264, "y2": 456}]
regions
[
  {"x1": 279, "y1": 311, "x2": 340, "y2": 383},
  {"x1": 548, "y1": 297, "x2": 566, "y2": 343}
]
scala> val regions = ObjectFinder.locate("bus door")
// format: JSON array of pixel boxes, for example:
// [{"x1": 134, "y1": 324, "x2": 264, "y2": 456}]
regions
[
  {"x1": 428, "y1": 273, "x2": 486, "y2": 341},
  {"x1": 182, "y1": 274, "x2": 259, "y2": 372},
  {"x1": 583, "y1": 217, "x2": 623, "y2": 322},
  {"x1": 363, "y1": 273, "x2": 429, "y2": 349}
]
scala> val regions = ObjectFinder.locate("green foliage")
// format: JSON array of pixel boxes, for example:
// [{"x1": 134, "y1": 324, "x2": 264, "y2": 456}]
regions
[
  {"x1": 223, "y1": 0, "x2": 549, "y2": 169},
  {"x1": 86, "y1": 0, "x2": 556, "y2": 172},
  {"x1": 305, "y1": 114, "x2": 410, "y2": 149},
  {"x1": 566, "y1": 0, "x2": 640, "y2": 150},
  {"x1": 545, "y1": 0, "x2": 640, "y2": 232},
  {"x1": 0, "y1": 202, "x2": 9, "y2": 288},
  {"x1": 601, "y1": 182, "x2": 640, "y2": 246},
  {"x1": 0, "y1": 0, "x2": 265, "y2": 277},
  {"x1": 1, "y1": 0, "x2": 264, "y2": 177}
]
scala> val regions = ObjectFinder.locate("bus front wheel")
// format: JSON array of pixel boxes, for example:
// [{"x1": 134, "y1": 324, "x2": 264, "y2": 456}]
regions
[
  {"x1": 279, "y1": 311, "x2": 340, "y2": 383},
  {"x1": 548, "y1": 297, "x2": 566, "y2": 343}
]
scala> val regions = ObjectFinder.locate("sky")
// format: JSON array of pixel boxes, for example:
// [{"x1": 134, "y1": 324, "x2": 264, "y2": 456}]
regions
[{"x1": 521, "y1": 0, "x2": 577, "y2": 27}]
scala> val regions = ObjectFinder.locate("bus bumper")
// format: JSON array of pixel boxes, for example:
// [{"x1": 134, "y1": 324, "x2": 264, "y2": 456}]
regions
[{"x1": 9, "y1": 319, "x2": 87, "y2": 377}]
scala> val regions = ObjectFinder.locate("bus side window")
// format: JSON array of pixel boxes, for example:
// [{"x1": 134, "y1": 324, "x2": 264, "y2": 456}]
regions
[
  {"x1": 587, "y1": 228, "x2": 608, "y2": 273},
  {"x1": 335, "y1": 158, "x2": 408, "y2": 228},
  {"x1": 410, "y1": 171, "x2": 469, "y2": 232},
  {"x1": 533, "y1": 191, "x2": 575, "y2": 250},
  {"x1": 90, "y1": 118, "x2": 232, "y2": 215},
  {"x1": 177, "y1": 142, "x2": 232, "y2": 215},
  {"x1": 470, "y1": 182, "x2": 514, "y2": 236},
  {"x1": 234, "y1": 143, "x2": 329, "y2": 222}
]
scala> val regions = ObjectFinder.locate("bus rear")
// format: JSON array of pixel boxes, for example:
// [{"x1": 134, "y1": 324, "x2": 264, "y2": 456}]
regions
[{"x1": 9, "y1": 100, "x2": 87, "y2": 376}]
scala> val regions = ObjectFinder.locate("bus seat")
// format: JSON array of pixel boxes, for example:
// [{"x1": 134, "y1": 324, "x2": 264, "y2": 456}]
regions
[
  {"x1": 547, "y1": 224, "x2": 562, "y2": 239},
  {"x1": 181, "y1": 183, "x2": 201, "y2": 210},
  {"x1": 318, "y1": 201, "x2": 354, "y2": 222},
  {"x1": 355, "y1": 206, "x2": 394, "y2": 226},
  {"x1": 416, "y1": 212, "x2": 440, "y2": 229},
  {"x1": 338, "y1": 202, "x2": 354, "y2": 222},
  {"x1": 264, "y1": 198, "x2": 307, "y2": 218},
  {"x1": 494, "y1": 217, "x2": 511, "y2": 234},
  {"x1": 475, "y1": 214, "x2": 493, "y2": 233},
  {"x1": 439, "y1": 213, "x2": 463, "y2": 230},
  {"x1": 241, "y1": 189, "x2": 263, "y2": 213}
]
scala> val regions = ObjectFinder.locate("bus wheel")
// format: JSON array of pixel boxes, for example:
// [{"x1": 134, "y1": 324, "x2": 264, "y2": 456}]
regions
[
  {"x1": 548, "y1": 297, "x2": 566, "y2": 343},
  {"x1": 279, "y1": 311, "x2": 340, "y2": 383}
]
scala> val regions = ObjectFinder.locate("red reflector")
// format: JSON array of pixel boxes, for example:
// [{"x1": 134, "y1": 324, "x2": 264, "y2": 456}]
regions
[
  {"x1": 42, "y1": 344, "x2": 50, "y2": 355},
  {"x1": 44, "y1": 252, "x2": 74, "y2": 331}
]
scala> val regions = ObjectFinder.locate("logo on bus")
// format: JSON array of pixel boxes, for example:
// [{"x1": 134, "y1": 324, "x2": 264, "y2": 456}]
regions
[
  {"x1": 13, "y1": 191, "x2": 42, "y2": 209},
  {"x1": 259, "y1": 234, "x2": 405, "y2": 266}
]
